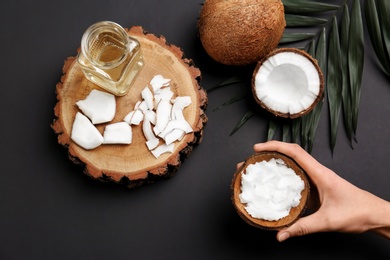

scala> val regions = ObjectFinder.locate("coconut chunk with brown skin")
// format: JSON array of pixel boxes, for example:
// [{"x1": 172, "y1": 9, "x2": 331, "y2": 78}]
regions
[
  {"x1": 71, "y1": 112, "x2": 104, "y2": 150},
  {"x1": 252, "y1": 48, "x2": 324, "y2": 118},
  {"x1": 76, "y1": 89, "x2": 116, "y2": 124}
]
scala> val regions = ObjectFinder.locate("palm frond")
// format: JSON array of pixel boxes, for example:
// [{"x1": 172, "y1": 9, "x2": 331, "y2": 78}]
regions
[
  {"x1": 207, "y1": 76, "x2": 244, "y2": 93},
  {"x1": 340, "y1": 4, "x2": 354, "y2": 146},
  {"x1": 327, "y1": 16, "x2": 343, "y2": 153},
  {"x1": 280, "y1": 32, "x2": 316, "y2": 44},
  {"x1": 285, "y1": 14, "x2": 327, "y2": 27},
  {"x1": 213, "y1": 92, "x2": 246, "y2": 111},
  {"x1": 230, "y1": 111, "x2": 254, "y2": 136},
  {"x1": 365, "y1": 0, "x2": 390, "y2": 76},
  {"x1": 282, "y1": 0, "x2": 339, "y2": 13},
  {"x1": 349, "y1": 0, "x2": 364, "y2": 140},
  {"x1": 267, "y1": 119, "x2": 278, "y2": 141}
]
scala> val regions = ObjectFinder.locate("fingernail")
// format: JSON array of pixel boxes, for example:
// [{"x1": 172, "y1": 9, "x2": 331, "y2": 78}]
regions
[{"x1": 278, "y1": 231, "x2": 290, "y2": 242}]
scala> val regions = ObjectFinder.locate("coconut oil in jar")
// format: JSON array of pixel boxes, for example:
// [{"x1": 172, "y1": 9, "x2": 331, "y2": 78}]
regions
[{"x1": 77, "y1": 21, "x2": 144, "y2": 96}]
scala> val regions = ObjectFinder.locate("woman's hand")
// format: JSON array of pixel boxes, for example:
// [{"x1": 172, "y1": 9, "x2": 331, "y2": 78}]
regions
[{"x1": 249, "y1": 141, "x2": 390, "y2": 242}]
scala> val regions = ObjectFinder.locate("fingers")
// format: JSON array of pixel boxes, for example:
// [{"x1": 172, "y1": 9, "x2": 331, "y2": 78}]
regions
[
  {"x1": 276, "y1": 213, "x2": 326, "y2": 242},
  {"x1": 253, "y1": 141, "x2": 325, "y2": 183},
  {"x1": 236, "y1": 162, "x2": 244, "y2": 170}
]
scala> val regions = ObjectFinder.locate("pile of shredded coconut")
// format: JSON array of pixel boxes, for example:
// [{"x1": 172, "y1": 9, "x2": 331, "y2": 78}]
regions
[{"x1": 239, "y1": 158, "x2": 304, "y2": 221}]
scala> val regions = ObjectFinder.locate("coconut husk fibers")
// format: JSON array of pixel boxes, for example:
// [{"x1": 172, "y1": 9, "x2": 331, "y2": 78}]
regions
[
  {"x1": 198, "y1": 0, "x2": 286, "y2": 66},
  {"x1": 231, "y1": 151, "x2": 310, "y2": 230},
  {"x1": 251, "y1": 47, "x2": 325, "y2": 119}
]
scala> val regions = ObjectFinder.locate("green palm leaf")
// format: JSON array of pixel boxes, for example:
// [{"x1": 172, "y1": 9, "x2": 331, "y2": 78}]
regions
[
  {"x1": 282, "y1": 0, "x2": 339, "y2": 13},
  {"x1": 377, "y1": 0, "x2": 390, "y2": 61},
  {"x1": 349, "y1": 0, "x2": 364, "y2": 139},
  {"x1": 327, "y1": 16, "x2": 343, "y2": 152},
  {"x1": 306, "y1": 29, "x2": 326, "y2": 153},
  {"x1": 340, "y1": 4, "x2": 354, "y2": 145},
  {"x1": 365, "y1": 0, "x2": 390, "y2": 76},
  {"x1": 230, "y1": 111, "x2": 254, "y2": 136},
  {"x1": 285, "y1": 14, "x2": 327, "y2": 27},
  {"x1": 280, "y1": 32, "x2": 316, "y2": 44},
  {"x1": 267, "y1": 119, "x2": 278, "y2": 141}
]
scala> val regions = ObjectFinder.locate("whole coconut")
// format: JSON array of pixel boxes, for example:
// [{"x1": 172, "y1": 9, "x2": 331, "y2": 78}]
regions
[{"x1": 198, "y1": 0, "x2": 286, "y2": 66}]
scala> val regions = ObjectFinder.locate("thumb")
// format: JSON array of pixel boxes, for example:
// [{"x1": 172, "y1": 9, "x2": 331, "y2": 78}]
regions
[{"x1": 276, "y1": 214, "x2": 324, "y2": 242}]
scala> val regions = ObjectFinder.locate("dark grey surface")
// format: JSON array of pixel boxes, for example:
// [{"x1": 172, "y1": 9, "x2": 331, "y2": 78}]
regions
[{"x1": 1, "y1": 0, "x2": 389, "y2": 259}]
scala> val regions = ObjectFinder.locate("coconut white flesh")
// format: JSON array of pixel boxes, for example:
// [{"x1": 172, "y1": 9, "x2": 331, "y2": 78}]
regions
[
  {"x1": 164, "y1": 129, "x2": 185, "y2": 145},
  {"x1": 103, "y1": 122, "x2": 132, "y2": 144},
  {"x1": 150, "y1": 75, "x2": 171, "y2": 93},
  {"x1": 124, "y1": 109, "x2": 144, "y2": 125},
  {"x1": 151, "y1": 143, "x2": 175, "y2": 159},
  {"x1": 144, "y1": 110, "x2": 156, "y2": 125},
  {"x1": 154, "y1": 100, "x2": 172, "y2": 135},
  {"x1": 172, "y1": 109, "x2": 194, "y2": 134},
  {"x1": 254, "y1": 52, "x2": 320, "y2": 115},
  {"x1": 76, "y1": 89, "x2": 116, "y2": 124},
  {"x1": 71, "y1": 112, "x2": 104, "y2": 150},
  {"x1": 239, "y1": 158, "x2": 304, "y2": 221},
  {"x1": 141, "y1": 86, "x2": 154, "y2": 110},
  {"x1": 142, "y1": 117, "x2": 159, "y2": 150}
]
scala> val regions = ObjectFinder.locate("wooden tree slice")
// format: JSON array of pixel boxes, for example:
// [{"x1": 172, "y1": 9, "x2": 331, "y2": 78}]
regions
[{"x1": 52, "y1": 26, "x2": 208, "y2": 188}]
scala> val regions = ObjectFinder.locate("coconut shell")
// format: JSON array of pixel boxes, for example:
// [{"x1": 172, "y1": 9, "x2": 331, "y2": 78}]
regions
[
  {"x1": 198, "y1": 0, "x2": 286, "y2": 66},
  {"x1": 231, "y1": 151, "x2": 310, "y2": 230},
  {"x1": 251, "y1": 47, "x2": 325, "y2": 119}
]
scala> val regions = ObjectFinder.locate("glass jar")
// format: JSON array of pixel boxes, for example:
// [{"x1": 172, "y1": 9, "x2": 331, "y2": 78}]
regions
[{"x1": 77, "y1": 21, "x2": 144, "y2": 96}]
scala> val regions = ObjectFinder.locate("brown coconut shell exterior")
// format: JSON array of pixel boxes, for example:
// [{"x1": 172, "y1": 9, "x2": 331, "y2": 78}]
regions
[
  {"x1": 198, "y1": 0, "x2": 286, "y2": 66},
  {"x1": 231, "y1": 151, "x2": 310, "y2": 230},
  {"x1": 251, "y1": 47, "x2": 325, "y2": 119}
]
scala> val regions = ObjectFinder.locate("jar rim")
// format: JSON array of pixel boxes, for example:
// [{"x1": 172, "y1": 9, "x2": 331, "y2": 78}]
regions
[{"x1": 80, "y1": 21, "x2": 131, "y2": 69}]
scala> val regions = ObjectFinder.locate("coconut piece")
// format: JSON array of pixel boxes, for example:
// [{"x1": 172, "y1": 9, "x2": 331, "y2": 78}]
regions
[
  {"x1": 76, "y1": 89, "x2": 116, "y2": 124},
  {"x1": 153, "y1": 99, "x2": 172, "y2": 135},
  {"x1": 231, "y1": 152, "x2": 310, "y2": 230},
  {"x1": 123, "y1": 109, "x2": 144, "y2": 125},
  {"x1": 142, "y1": 117, "x2": 159, "y2": 150},
  {"x1": 158, "y1": 119, "x2": 193, "y2": 139},
  {"x1": 141, "y1": 86, "x2": 154, "y2": 110},
  {"x1": 71, "y1": 112, "x2": 104, "y2": 150},
  {"x1": 173, "y1": 110, "x2": 193, "y2": 133},
  {"x1": 164, "y1": 129, "x2": 185, "y2": 145},
  {"x1": 103, "y1": 122, "x2": 132, "y2": 144},
  {"x1": 252, "y1": 48, "x2": 324, "y2": 119},
  {"x1": 172, "y1": 96, "x2": 191, "y2": 110},
  {"x1": 154, "y1": 87, "x2": 174, "y2": 107},
  {"x1": 144, "y1": 110, "x2": 156, "y2": 125},
  {"x1": 151, "y1": 143, "x2": 174, "y2": 159},
  {"x1": 150, "y1": 75, "x2": 171, "y2": 93}
]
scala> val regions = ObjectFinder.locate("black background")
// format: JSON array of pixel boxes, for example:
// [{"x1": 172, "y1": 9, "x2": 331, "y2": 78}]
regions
[{"x1": 1, "y1": 0, "x2": 389, "y2": 259}]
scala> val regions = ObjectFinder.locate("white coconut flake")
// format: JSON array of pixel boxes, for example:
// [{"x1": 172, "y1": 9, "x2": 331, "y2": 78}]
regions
[
  {"x1": 151, "y1": 143, "x2": 174, "y2": 159},
  {"x1": 71, "y1": 112, "x2": 104, "y2": 150},
  {"x1": 172, "y1": 96, "x2": 192, "y2": 110},
  {"x1": 129, "y1": 109, "x2": 144, "y2": 125},
  {"x1": 154, "y1": 99, "x2": 172, "y2": 135},
  {"x1": 76, "y1": 89, "x2": 116, "y2": 124},
  {"x1": 150, "y1": 75, "x2": 171, "y2": 93},
  {"x1": 142, "y1": 117, "x2": 159, "y2": 150},
  {"x1": 141, "y1": 86, "x2": 154, "y2": 110},
  {"x1": 164, "y1": 129, "x2": 185, "y2": 145},
  {"x1": 103, "y1": 122, "x2": 132, "y2": 144},
  {"x1": 239, "y1": 158, "x2": 304, "y2": 221}
]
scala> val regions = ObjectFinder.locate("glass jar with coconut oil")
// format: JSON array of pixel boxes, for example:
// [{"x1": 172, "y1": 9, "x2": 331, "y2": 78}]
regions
[{"x1": 77, "y1": 21, "x2": 144, "y2": 96}]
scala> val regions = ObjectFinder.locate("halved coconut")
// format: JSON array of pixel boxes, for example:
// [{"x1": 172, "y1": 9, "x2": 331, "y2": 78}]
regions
[
  {"x1": 231, "y1": 151, "x2": 310, "y2": 230},
  {"x1": 252, "y1": 48, "x2": 324, "y2": 118}
]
